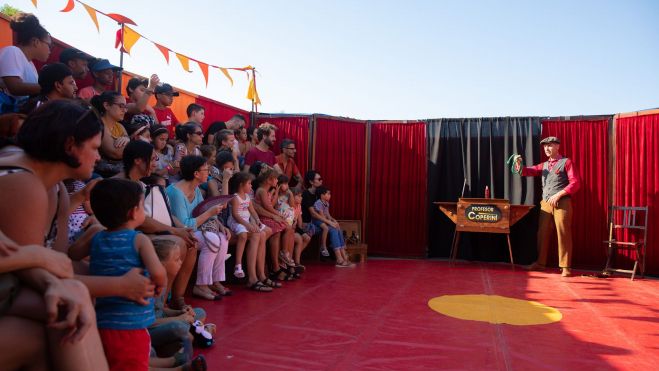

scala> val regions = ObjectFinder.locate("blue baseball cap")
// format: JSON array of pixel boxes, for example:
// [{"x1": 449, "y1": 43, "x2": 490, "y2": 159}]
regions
[{"x1": 90, "y1": 59, "x2": 122, "y2": 72}]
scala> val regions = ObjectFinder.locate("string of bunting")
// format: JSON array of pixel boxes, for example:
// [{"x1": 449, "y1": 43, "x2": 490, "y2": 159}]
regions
[{"x1": 28, "y1": 0, "x2": 261, "y2": 105}]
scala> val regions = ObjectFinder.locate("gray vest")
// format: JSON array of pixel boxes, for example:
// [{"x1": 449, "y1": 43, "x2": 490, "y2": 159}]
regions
[{"x1": 542, "y1": 158, "x2": 569, "y2": 200}]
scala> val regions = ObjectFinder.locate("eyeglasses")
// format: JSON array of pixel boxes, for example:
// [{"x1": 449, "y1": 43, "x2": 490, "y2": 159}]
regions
[
  {"x1": 284, "y1": 147, "x2": 296, "y2": 151},
  {"x1": 111, "y1": 103, "x2": 127, "y2": 110},
  {"x1": 39, "y1": 38, "x2": 53, "y2": 50},
  {"x1": 194, "y1": 131, "x2": 203, "y2": 136}
]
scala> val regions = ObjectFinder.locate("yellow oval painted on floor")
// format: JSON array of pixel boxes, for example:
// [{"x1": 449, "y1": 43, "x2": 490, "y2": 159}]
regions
[{"x1": 428, "y1": 294, "x2": 562, "y2": 326}]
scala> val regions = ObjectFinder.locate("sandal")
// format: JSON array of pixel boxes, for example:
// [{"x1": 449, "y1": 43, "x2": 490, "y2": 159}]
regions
[
  {"x1": 294, "y1": 264, "x2": 306, "y2": 274},
  {"x1": 249, "y1": 281, "x2": 273, "y2": 292},
  {"x1": 262, "y1": 278, "x2": 282, "y2": 288},
  {"x1": 211, "y1": 283, "x2": 233, "y2": 296},
  {"x1": 192, "y1": 286, "x2": 222, "y2": 301},
  {"x1": 271, "y1": 268, "x2": 294, "y2": 281},
  {"x1": 169, "y1": 297, "x2": 188, "y2": 310}
]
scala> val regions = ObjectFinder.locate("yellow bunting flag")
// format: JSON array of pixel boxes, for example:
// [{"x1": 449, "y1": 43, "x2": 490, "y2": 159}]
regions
[
  {"x1": 246, "y1": 72, "x2": 261, "y2": 105},
  {"x1": 218, "y1": 67, "x2": 234, "y2": 86},
  {"x1": 122, "y1": 25, "x2": 141, "y2": 55},
  {"x1": 176, "y1": 53, "x2": 192, "y2": 72},
  {"x1": 197, "y1": 61, "x2": 209, "y2": 87},
  {"x1": 83, "y1": 4, "x2": 100, "y2": 33},
  {"x1": 154, "y1": 43, "x2": 170, "y2": 65},
  {"x1": 30, "y1": 0, "x2": 37, "y2": 8}
]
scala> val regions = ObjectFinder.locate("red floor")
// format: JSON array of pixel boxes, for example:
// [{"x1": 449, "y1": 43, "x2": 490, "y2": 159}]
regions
[{"x1": 187, "y1": 259, "x2": 659, "y2": 370}]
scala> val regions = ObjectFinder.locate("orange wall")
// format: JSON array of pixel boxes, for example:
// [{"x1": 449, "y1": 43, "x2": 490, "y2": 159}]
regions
[{"x1": 1, "y1": 16, "x2": 13, "y2": 48}]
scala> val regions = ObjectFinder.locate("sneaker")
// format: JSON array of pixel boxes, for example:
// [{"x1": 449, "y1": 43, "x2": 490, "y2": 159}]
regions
[
  {"x1": 234, "y1": 266, "x2": 245, "y2": 278},
  {"x1": 320, "y1": 247, "x2": 330, "y2": 257}
]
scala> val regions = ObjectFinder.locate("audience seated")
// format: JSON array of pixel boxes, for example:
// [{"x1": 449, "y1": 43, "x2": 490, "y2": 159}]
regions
[
  {"x1": 124, "y1": 75, "x2": 158, "y2": 125},
  {"x1": 90, "y1": 91, "x2": 129, "y2": 177},
  {"x1": 153, "y1": 83, "x2": 180, "y2": 137},
  {"x1": 21, "y1": 62, "x2": 77, "y2": 113},
  {"x1": 151, "y1": 124, "x2": 176, "y2": 181},
  {"x1": 207, "y1": 151, "x2": 235, "y2": 197},
  {"x1": 186, "y1": 103, "x2": 205, "y2": 126},
  {"x1": 0, "y1": 13, "x2": 50, "y2": 114},
  {"x1": 59, "y1": 47, "x2": 92, "y2": 80},
  {"x1": 275, "y1": 138, "x2": 303, "y2": 188},
  {"x1": 244, "y1": 123, "x2": 277, "y2": 172},
  {"x1": 172, "y1": 122, "x2": 203, "y2": 177},
  {"x1": 227, "y1": 171, "x2": 269, "y2": 291},
  {"x1": 166, "y1": 155, "x2": 231, "y2": 301},
  {"x1": 202, "y1": 121, "x2": 226, "y2": 146},
  {"x1": 77, "y1": 59, "x2": 121, "y2": 101}
]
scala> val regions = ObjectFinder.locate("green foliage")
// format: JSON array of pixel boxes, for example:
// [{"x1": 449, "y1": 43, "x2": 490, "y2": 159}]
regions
[{"x1": 1, "y1": 4, "x2": 22, "y2": 17}]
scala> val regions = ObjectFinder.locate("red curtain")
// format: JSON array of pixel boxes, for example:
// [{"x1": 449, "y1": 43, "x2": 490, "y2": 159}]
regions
[
  {"x1": 616, "y1": 113, "x2": 659, "y2": 275},
  {"x1": 195, "y1": 96, "x2": 251, "y2": 132},
  {"x1": 313, "y1": 116, "x2": 366, "y2": 222},
  {"x1": 256, "y1": 115, "x2": 310, "y2": 177},
  {"x1": 367, "y1": 122, "x2": 427, "y2": 257},
  {"x1": 541, "y1": 119, "x2": 609, "y2": 269}
]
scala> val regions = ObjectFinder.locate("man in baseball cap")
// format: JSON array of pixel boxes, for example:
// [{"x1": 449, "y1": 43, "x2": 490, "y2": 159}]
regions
[
  {"x1": 77, "y1": 58, "x2": 123, "y2": 101},
  {"x1": 514, "y1": 136, "x2": 581, "y2": 277},
  {"x1": 59, "y1": 47, "x2": 93, "y2": 79}
]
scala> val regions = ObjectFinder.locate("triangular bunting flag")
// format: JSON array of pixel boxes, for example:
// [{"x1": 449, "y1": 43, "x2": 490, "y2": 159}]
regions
[
  {"x1": 83, "y1": 4, "x2": 100, "y2": 33},
  {"x1": 60, "y1": 0, "x2": 75, "y2": 12},
  {"x1": 30, "y1": 0, "x2": 37, "y2": 8},
  {"x1": 219, "y1": 67, "x2": 234, "y2": 86},
  {"x1": 197, "y1": 61, "x2": 209, "y2": 87},
  {"x1": 176, "y1": 53, "x2": 192, "y2": 72},
  {"x1": 246, "y1": 71, "x2": 261, "y2": 105},
  {"x1": 154, "y1": 43, "x2": 170, "y2": 65},
  {"x1": 122, "y1": 25, "x2": 141, "y2": 55}
]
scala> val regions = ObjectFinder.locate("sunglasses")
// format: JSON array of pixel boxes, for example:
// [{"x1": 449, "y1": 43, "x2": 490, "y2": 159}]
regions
[{"x1": 194, "y1": 131, "x2": 203, "y2": 135}]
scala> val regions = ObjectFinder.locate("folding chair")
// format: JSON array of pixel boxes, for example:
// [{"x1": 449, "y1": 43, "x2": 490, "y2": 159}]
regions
[{"x1": 602, "y1": 206, "x2": 649, "y2": 280}]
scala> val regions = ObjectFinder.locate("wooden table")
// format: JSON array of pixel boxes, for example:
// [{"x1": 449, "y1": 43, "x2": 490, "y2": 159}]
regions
[{"x1": 434, "y1": 198, "x2": 534, "y2": 269}]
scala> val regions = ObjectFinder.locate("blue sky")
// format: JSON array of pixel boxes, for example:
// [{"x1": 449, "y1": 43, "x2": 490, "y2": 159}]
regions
[{"x1": 4, "y1": 0, "x2": 659, "y2": 119}]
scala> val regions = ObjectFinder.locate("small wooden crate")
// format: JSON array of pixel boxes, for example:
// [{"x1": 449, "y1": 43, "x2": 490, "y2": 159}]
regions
[{"x1": 338, "y1": 220, "x2": 368, "y2": 263}]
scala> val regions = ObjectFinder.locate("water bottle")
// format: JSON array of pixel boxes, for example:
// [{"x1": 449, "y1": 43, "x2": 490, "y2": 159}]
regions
[{"x1": 485, "y1": 186, "x2": 490, "y2": 198}]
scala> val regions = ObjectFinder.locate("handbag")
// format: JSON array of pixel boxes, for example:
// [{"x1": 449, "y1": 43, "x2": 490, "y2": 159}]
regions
[{"x1": 192, "y1": 195, "x2": 233, "y2": 253}]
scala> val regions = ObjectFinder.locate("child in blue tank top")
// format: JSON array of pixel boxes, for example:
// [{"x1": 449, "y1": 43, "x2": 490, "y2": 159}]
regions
[{"x1": 86, "y1": 178, "x2": 167, "y2": 371}]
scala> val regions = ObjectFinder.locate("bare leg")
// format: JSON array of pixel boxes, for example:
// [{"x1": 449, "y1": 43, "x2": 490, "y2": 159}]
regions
[
  {"x1": 171, "y1": 237, "x2": 197, "y2": 302},
  {"x1": 0, "y1": 316, "x2": 48, "y2": 371},
  {"x1": 9, "y1": 285, "x2": 109, "y2": 371},
  {"x1": 268, "y1": 231, "x2": 282, "y2": 272},
  {"x1": 235, "y1": 233, "x2": 247, "y2": 269},
  {"x1": 257, "y1": 229, "x2": 271, "y2": 281},
  {"x1": 246, "y1": 232, "x2": 260, "y2": 285}
]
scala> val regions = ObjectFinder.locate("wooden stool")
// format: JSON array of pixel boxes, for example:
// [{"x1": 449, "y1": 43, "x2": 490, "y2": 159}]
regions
[{"x1": 346, "y1": 243, "x2": 368, "y2": 263}]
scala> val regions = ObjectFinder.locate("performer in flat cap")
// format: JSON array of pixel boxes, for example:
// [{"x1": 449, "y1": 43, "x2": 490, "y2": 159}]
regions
[{"x1": 514, "y1": 136, "x2": 581, "y2": 277}]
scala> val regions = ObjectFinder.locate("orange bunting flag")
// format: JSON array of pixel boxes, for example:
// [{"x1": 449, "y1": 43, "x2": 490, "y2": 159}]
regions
[
  {"x1": 197, "y1": 61, "x2": 209, "y2": 87},
  {"x1": 246, "y1": 72, "x2": 261, "y2": 105},
  {"x1": 30, "y1": 0, "x2": 37, "y2": 8},
  {"x1": 122, "y1": 25, "x2": 141, "y2": 54},
  {"x1": 60, "y1": 0, "x2": 75, "y2": 12},
  {"x1": 154, "y1": 43, "x2": 170, "y2": 64},
  {"x1": 83, "y1": 4, "x2": 100, "y2": 33},
  {"x1": 176, "y1": 53, "x2": 192, "y2": 72},
  {"x1": 219, "y1": 68, "x2": 234, "y2": 86}
]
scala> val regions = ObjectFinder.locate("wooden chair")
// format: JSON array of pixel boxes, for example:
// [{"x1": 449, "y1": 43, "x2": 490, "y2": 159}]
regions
[
  {"x1": 602, "y1": 206, "x2": 649, "y2": 280},
  {"x1": 338, "y1": 220, "x2": 368, "y2": 263}
]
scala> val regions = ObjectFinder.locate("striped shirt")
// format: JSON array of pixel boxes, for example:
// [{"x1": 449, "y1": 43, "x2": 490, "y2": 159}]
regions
[{"x1": 90, "y1": 229, "x2": 154, "y2": 330}]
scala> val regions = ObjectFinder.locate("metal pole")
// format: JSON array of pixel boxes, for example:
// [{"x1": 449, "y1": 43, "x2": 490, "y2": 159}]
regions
[{"x1": 117, "y1": 23, "x2": 124, "y2": 92}]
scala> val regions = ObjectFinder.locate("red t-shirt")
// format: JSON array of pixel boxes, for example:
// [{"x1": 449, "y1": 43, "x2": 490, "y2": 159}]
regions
[
  {"x1": 245, "y1": 147, "x2": 276, "y2": 167},
  {"x1": 153, "y1": 106, "x2": 180, "y2": 137}
]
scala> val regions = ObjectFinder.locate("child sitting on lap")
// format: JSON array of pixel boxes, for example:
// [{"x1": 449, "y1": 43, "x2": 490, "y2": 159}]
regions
[
  {"x1": 88, "y1": 178, "x2": 167, "y2": 371},
  {"x1": 312, "y1": 186, "x2": 353, "y2": 267}
]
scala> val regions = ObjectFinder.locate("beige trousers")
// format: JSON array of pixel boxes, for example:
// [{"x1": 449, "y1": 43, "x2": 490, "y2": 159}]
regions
[{"x1": 536, "y1": 197, "x2": 573, "y2": 268}]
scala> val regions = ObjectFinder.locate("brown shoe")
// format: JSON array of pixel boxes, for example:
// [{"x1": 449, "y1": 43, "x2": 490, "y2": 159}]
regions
[
  {"x1": 525, "y1": 262, "x2": 546, "y2": 271},
  {"x1": 561, "y1": 268, "x2": 572, "y2": 277}
]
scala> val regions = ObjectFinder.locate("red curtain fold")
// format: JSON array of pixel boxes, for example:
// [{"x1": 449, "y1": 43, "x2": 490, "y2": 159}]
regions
[
  {"x1": 195, "y1": 96, "x2": 250, "y2": 132},
  {"x1": 313, "y1": 117, "x2": 366, "y2": 222},
  {"x1": 541, "y1": 119, "x2": 609, "y2": 269},
  {"x1": 615, "y1": 113, "x2": 659, "y2": 275},
  {"x1": 256, "y1": 115, "x2": 310, "y2": 177},
  {"x1": 367, "y1": 122, "x2": 427, "y2": 257}
]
